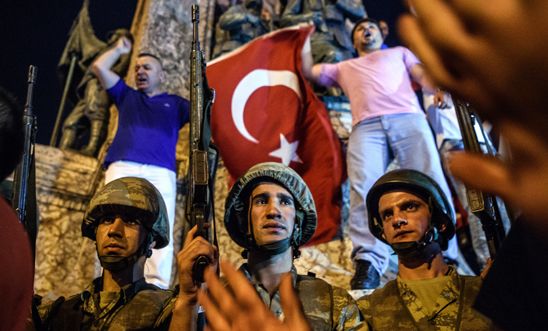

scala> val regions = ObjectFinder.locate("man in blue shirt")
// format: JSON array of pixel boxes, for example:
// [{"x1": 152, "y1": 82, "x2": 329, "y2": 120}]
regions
[{"x1": 92, "y1": 36, "x2": 189, "y2": 289}]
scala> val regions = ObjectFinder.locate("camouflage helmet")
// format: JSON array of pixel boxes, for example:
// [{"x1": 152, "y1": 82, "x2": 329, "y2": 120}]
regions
[
  {"x1": 366, "y1": 169, "x2": 455, "y2": 250},
  {"x1": 82, "y1": 177, "x2": 170, "y2": 249},
  {"x1": 224, "y1": 162, "x2": 317, "y2": 249}
]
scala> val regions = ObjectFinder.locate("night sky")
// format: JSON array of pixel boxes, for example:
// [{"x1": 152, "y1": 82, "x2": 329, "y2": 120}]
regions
[{"x1": 0, "y1": 0, "x2": 406, "y2": 145}]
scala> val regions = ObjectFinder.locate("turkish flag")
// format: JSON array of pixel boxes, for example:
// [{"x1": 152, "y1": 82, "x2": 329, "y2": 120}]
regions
[{"x1": 207, "y1": 25, "x2": 345, "y2": 245}]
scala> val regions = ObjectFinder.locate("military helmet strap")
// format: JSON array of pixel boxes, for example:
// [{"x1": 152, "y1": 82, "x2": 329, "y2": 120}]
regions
[
  {"x1": 378, "y1": 193, "x2": 441, "y2": 258},
  {"x1": 391, "y1": 226, "x2": 441, "y2": 259},
  {"x1": 243, "y1": 195, "x2": 293, "y2": 257},
  {"x1": 97, "y1": 232, "x2": 153, "y2": 272}
]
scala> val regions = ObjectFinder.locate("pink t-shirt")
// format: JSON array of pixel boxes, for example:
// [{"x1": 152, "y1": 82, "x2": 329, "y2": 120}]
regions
[{"x1": 318, "y1": 46, "x2": 423, "y2": 126}]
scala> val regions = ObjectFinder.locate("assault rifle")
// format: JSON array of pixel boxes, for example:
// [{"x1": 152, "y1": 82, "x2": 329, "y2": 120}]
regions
[
  {"x1": 186, "y1": 4, "x2": 218, "y2": 284},
  {"x1": 454, "y1": 98, "x2": 507, "y2": 259},
  {"x1": 12, "y1": 65, "x2": 39, "y2": 256}
]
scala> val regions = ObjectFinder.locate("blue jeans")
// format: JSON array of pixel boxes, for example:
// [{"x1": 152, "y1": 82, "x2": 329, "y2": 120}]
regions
[{"x1": 348, "y1": 113, "x2": 458, "y2": 273}]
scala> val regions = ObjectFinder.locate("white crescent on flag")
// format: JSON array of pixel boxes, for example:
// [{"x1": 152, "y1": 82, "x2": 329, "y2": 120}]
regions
[{"x1": 231, "y1": 69, "x2": 301, "y2": 143}]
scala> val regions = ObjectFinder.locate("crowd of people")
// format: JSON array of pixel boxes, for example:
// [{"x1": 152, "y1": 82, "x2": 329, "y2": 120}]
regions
[{"x1": 1, "y1": 0, "x2": 547, "y2": 330}]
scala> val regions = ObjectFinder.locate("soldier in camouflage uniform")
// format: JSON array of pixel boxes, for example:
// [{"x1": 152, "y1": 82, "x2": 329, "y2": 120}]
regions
[
  {"x1": 357, "y1": 169, "x2": 492, "y2": 330},
  {"x1": 170, "y1": 162, "x2": 363, "y2": 330},
  {"x1": 32, "y1": 177, "x2": 173, "y2": 330}
]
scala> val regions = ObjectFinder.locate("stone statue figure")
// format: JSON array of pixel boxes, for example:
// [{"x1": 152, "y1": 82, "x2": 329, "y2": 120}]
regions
[
  {"x1": 58, "y1": 0, "x2": 131, "y2": 156},
  {"x1": 212, "y1": 0, "x2": 272, "y2": 58},
  {"x1": 280, "y1": 0, "x2": 365, "y2": 64}
]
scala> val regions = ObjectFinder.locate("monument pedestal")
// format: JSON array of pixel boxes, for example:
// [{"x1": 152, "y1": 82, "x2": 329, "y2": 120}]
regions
[{"x1": 34, "y1": 145, "x2": 102, "y2": 298}]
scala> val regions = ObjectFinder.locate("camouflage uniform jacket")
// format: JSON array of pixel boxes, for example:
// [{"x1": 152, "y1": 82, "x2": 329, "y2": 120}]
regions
[
  {"x1": 238, "y1": 263, "x2": 364, "y2": 331},
  {"x1": 35, "y1": 277, "x2": 173, "y2": 331},
  {"x1": 357, "y1": 267, "x2": 493, "y2": 330}
]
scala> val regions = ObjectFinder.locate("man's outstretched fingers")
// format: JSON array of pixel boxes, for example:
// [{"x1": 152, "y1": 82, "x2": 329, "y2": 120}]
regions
[
  {"x1": 219, "y1": 260, "x2": 262, "y2": 307},
  {"x1": 203, "y1": 266, "x2": 238, "y2": 320},
  {"x1": 447, "y1": 151, "x2": 511, "y2": 200},
  {"x1": 198, "y1": 287, "x2": 231, "y2": 331}
]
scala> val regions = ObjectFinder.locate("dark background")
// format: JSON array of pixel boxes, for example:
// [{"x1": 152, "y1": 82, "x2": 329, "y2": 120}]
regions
[{"x1": 0, "y1": 0, "x2": 406, "y2": 145}]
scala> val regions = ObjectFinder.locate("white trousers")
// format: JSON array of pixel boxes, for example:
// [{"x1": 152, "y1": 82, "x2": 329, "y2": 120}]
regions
[{"x1": 105, "y1": 161, "x2": 176, "y2": 289}]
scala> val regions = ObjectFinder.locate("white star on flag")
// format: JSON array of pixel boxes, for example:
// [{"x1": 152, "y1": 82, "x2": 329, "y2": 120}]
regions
[{"x1": 269, "y1": 134, "x2": 303, "y2": 165}]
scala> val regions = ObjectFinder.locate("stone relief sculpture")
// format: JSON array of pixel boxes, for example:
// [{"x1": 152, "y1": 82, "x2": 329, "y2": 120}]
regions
[
  {"x1": 212, "y1": 0, "x2": 272, "y2": 58},
  {"x1": 280, "y1": 0, "x2": 365, "y2": 64},
  {"x1": 57, "y1": 0, "x2": 131, "y2": 156}
]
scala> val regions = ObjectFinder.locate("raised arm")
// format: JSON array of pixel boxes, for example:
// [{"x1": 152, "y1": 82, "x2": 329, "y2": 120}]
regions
[
  {"x1": 301, "y1": 34, "x2": 323, "y2": 85},
  {"x1": 91, "y1": 37, "x2": 132, "y2": 89}
]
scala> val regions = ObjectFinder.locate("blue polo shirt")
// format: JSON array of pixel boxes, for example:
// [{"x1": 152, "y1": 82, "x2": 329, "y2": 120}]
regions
[{"x1": 104, "y1": 79, "x2": 189, "y2": 172}]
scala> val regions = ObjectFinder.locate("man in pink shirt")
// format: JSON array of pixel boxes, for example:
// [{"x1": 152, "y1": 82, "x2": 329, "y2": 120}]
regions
[{"x1": 303, "y1": 18, "x2": 457, "y2": 289}]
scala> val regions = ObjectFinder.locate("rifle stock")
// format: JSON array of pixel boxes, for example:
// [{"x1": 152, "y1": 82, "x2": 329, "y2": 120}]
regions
[
  {"x1": 453, "y1": 98, "x2": 506, "y2": 258},
  {"x1": 186, "y1": 4, "x2": 218, "y2": 284}
]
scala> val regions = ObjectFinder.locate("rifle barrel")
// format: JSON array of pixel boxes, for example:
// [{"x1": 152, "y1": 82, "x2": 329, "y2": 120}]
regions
[
  {"x1": 454, "y1": 97, "x2": 506, "y2": 258},
  {"x1": 12, "y1": 65, "x2": 39, "y2": 257}
]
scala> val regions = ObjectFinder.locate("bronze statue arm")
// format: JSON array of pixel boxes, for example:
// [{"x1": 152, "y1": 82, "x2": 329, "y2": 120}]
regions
[
  {"x1": 219, "y1": 6, "x2": 258, "y2": 30},
  {"x1": 280, "y1": 0, "x2": 317, "y2": 27},
  {"x1": 334, "y1": 0, "x2": 366, "y2": 21}
]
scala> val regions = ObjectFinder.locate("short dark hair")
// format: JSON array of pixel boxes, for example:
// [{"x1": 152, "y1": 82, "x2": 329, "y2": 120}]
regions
[
  {"x1": 0, "y1": 87, "x2": 24, "y2": 181},
  {"x1": 137, "y1": 52, "x2": 163, "y2": 69},
  {"x1": 351, "y1": 18, "x2": 382, "y2": 44}
]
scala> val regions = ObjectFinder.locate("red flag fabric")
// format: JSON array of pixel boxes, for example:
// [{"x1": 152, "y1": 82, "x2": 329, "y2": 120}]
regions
[{"x1": 207, "y1": 25, "x2": 346, "y2": 245}]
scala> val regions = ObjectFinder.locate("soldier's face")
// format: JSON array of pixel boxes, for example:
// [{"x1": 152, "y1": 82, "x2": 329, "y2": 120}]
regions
[
  {"x1": 96, "y1": 215, "x2": 146, "y2": 257},
  {"x1": 250, "y1": 183, "x2": 296, "y2": 246},
  {"x1": 134, "y1": 56, "x2": 163, "y2": 93},
  {"x1": 378, "y1": 191, "x2": 431, "y2": 244}
]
